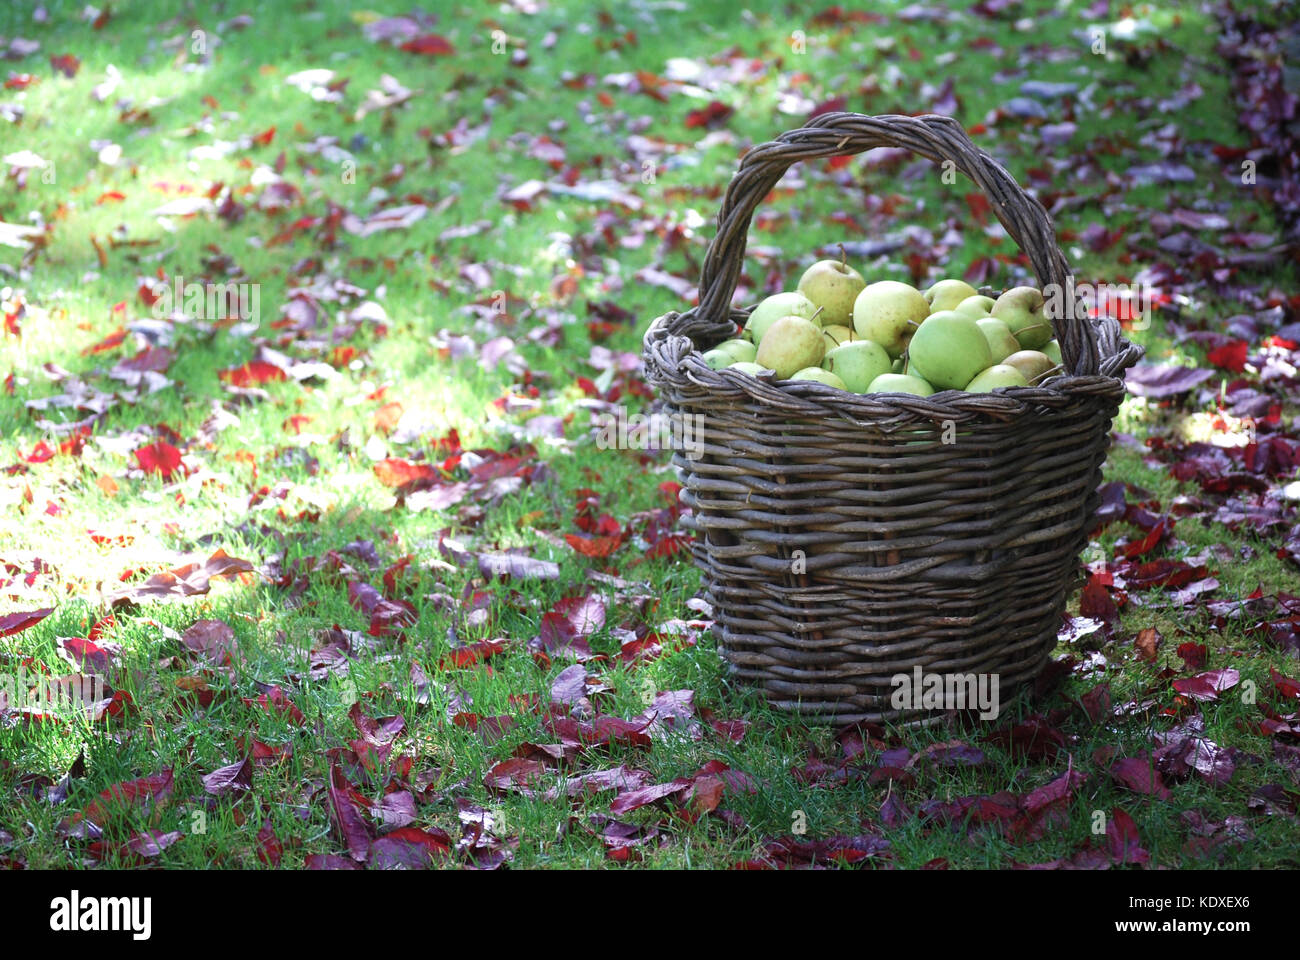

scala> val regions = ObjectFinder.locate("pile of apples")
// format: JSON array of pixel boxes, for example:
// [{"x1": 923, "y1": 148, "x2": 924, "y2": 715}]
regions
[{"x1": 704, "y1": 252, "x2": 1064, "y2": 397}]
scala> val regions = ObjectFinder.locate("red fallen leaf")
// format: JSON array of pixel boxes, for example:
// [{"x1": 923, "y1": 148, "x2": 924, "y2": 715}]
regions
[
  {"x1": 238, "y1": 737, "x2": 293, "y2": 765},
  {"x1": 1135, "y1": 627, "x2": 1161, "y2": 663},
  {"x1": 1079, "y1": 575, "x2": 1119, "y2": 624},
  {"x1": 347, "y1": 581, "x2": 417, "y2": 637},
  {"x1": 86, "y1": 616, "x2": 116, "y2": 643},
  {"x1": 97, "y1": 191, "x2": 126, "y2": 205},
  {"x1": 133, "y1": 440, "x2": 183, "y2": 480},
  {"x1": 1124, "y1": 559, "x2": 1206, "y2": 590},
  {"x1": 327, "y1": 765, "x2": 373, "y2": 861},
  {"x1": 374, "y1": 401, "x2": 405, "y2": 434},
  {"x1": 252, "y1": 125, "x2": 276, "y2": 146},
  {"x1": 484, "y1": 758, "x2": 548, "y2": 795},
  {"x1": 0, "y1": 608, "x2": 53, "y2": 638},
  {"x1": 182, "y1": 619, "x2": 236, "y2": 662},
  {"x1": 984, "y1": 716, "x2": 1067, "y2": 760},
  {"x1": 109, "y1": 549, "x2": 255, "y2": 606},
  {"x1": 1272, "y1": 668, "x2": 1300, "y2": 701},
  {"x1": 1177, "y1": 642, "x2": 1208, "y2": 670},
  {"x1": 439, "y1": 638, "x2": 507, "y2": 670},
  {"x1": 1121, "y1": 518, "x2": 1171, "y2": 559},
  {"x1": 760, "y1": 833, "x2": 892, "y2": 868},
  {"x1": 401, "y1": 33, "x2": 455, "y2": 55},
  {"x1": 552, "y1": 593, "x2": 606, "y2": 637},
  {"x1": 1106, "y1": 808, "x2": 1149, "y2": 864},
  {"x1": 219, "y1": 361, "x2": 286, "y2": 387},
  {"x1": 541, "y1": 766, "x2": 651, "y2": 801},
  {"x1": 549, "y1": 663, "x2": 589, "y2": 707},
  {"x1": 1207, "y1": 340, "x2": 1249, "y2": 372},
  {"x1": 305, "y1": 854, "x2": 363, "y2": 870},
  {"x1": 1110, "y1": 756, "x2": 1171, "y2": 799},
  {"x1": 685, "y1": 100, "x2": 733, "y2": 129},
  {"x1": 348, "y1": 701, "x2": 405, "y2": 747},
  {"x1": 82, "y1": 326, "x2": 128, "y2": 355},
  {"x1": 565, "y1": 532, "x2": 623, "y2": 558},
  {"x1": 70, "y1": 769, "x2": 174, "y2": 831},
  {"x1": 201, "y1": 758, "x2": 252, "y2": 796},
  {"x1": 373, "y1": 458, "x2": 438, "y2": 489},
  {"x1": 241, "y1": 686, "x2": 305, "y2": 725},
  {"x1": 58, "y1": 637, "x2": 116, "y2": 674},
  {"x1": 609, "y1": 776, "x2": 694, "y2": 815},
  {"x1": 1173, "y1": 668, "x2": 1240, "y2": 702},
  {"x1": 50, "y1": 53, "x2": 81, "y2": 78},
  {"x1": 545, "y1": 713, "x2": 654, "y2": 749},
  {"x1": 368, "y1": 826, "x2": 452, "y2": 869},
  {"x1": 97, "y1": 830, "x2": 183, "y2": 861},
  {"x1": 1008, "y1": 767, "x2": 1087, "y2": 842},
  {"x1": 23, "y1": 440, "x2": 56, "y2": 463},
  {"x1": 256, "y1": 819, "x2": 283, "y2": 867}
]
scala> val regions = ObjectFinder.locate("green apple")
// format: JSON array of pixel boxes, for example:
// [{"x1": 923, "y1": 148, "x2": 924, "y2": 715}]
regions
[
  {"x1": 890, "y1": 357, "x2": 905, "y2": 374},
  {"x1": 867, "y1": 373, "x2": 935, "y2": 396},
  {"x1": 965, "y1": 364, "x2": 1029, "y2": 392},
  {"x1": 906, "y1": 310, "x2": 992, "y2": 390},
  {"x1": 701, "y1": 348, "x2": 734, "y2": 370},
  {"x1": 954, "y1": 295, "x2": 995, "y2": 318},
  {"x1": 755, "y1": 314, "x2": 825, "y2": 379},
  {"x1": 1002, "y1": 350, "x2": 1056, "y2": 383},
  {"x1": 790, "y1": 367, "x2": 847, "y2": 389},
  {"x1": 744, "y1": 291, "x2": 818, "y2": 344},
  {"x1": 821, "y1": 339, "x2": 892, "y2": 393},
  {"x1": 925, "y1": 279, "x2": 979, "y2": 313},
  {"x1": 852, "y1": 280, "x2": 929, "y2": 358},
  {"x1": 821, "y1": 324, "x2": 856, "y2": 350},
  {"x1": 727, "y1": 361, "x2": 769, "y2": 376},
  {"x1": 715, "y1": 339, "x2": 757, "y2": 363},
  {"x1": 797, "y1": 250, "x2": 866, "y2": 328},
  {"x1": 991, "y1": 286, "x2": 1053, "y2": 350},
  {"x1": 975, "y1": 316, "x2": 1021, "y2": 363},
  {"x1": 1042, "y1": 339, "x2": 1062, "y2": 365}
]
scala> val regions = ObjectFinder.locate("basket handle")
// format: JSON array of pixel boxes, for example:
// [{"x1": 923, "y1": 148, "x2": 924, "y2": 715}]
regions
[{"x1": 695, "y1": 112, "x2": 1099, "y2": 378}]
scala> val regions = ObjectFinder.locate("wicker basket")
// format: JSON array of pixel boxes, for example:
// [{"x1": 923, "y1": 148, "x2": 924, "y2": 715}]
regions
[{"x1": 642, "y1": 112, "x2": 1143, "y2": 726}]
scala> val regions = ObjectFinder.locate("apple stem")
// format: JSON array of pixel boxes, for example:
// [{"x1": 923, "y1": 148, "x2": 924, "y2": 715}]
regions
[
  {"x1": 1020, "y1": 322, "x2": 1053, "y2": 335},
  {"x1": 810, "y1": 306, "x2": 825, "y2": 323},
  {"x1": 837, "y1": 243, "x2": 847, "y2": 269},
  {"x1": 1029, "y1": 363, "x2": 1064, "y2": 386}
]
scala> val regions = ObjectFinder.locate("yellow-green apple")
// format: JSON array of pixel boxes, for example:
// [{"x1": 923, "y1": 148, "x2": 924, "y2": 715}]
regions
[
  {"x1": 1001, "y1": 350, "x2": 1056, "y2": 383},
  {"x1": 755, "y1": 314, "x2": 825, "y2": 379},
  {"x1": 906, "y1": 310, "x2": 992, "y2": 390},
  {"x1": 790, "y1": 367, "x2": 847, "y2": 389},
  {"x1": 744, "y1": 291, "x2": 818, "y2": 343},
  {"x1": 715, "y1": 339, "x2": 757, "y2": 363},
  {"x1": 702, "y1": 348, "x2": 734, "y2": 370},
  {"x1": 991, "y1": 286, "x2": 1053, "y2": 349},
  {"x1": 822, "y1": 339, "x2": 892, "y2": 392},
  {"x1": 965, "y1": 364, "x2": 1029, "y2": 392},
  {"x1": 1042, "y1": 339, "x2": 1062, "y2": 365},
  {"x1": 924, "y1": 279, "x2": 979, "y2": 313},
  {"x1": 797, "y1": 252, "x2": 866, "y2": 327},
  {"x1": 821, "y1": 324, "x2": 856, "y2": 350},
  {"x1": 954, "y1": 294, "x2": 995, "y2": 317},
  {"x1": 975, "y1": 316, "x2": 1021, "y2": 363},
  {"x1": 867, "y1": 373, "x2": 935, "y2": 396},
  {"x1": 853, "y1": 280, "x2": 929, "y2": 357}
]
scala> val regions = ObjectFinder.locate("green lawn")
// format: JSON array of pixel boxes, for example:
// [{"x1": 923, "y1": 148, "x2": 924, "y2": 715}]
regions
[{"x1": 1, "y1": 0, "x2": 1297, "y2": 869}]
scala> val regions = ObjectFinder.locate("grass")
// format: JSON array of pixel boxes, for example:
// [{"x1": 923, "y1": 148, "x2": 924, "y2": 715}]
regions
[{"x1": 1, "y1": 0, "x2": 1297, "y2": 869}]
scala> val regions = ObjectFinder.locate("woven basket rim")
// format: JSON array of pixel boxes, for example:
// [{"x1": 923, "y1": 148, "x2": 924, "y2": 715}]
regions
[{"x1": 643, "y1": 111, "x2": 1145, "y2": 422}]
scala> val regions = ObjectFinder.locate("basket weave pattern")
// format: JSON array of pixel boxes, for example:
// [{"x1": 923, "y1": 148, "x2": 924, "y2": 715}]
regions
[{"x1": 643, "y1": 113, "x2": 1143, "y2": 725}]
